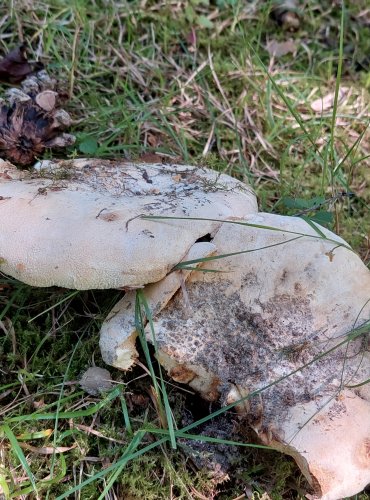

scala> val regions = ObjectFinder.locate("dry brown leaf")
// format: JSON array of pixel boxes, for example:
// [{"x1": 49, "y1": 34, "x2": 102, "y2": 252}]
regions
[
  {"x1": 19, "y1": 442, "x2": 76, "y2": 454},
  {"x1": 266, "y1": 39, "x2": 297, "y2": 57},
  {"x1": 71, "y1": 423, "x2": 126, "y2": 444},
  {"x1": 310, "y1": 87, "x2": 349, "y2": 112}
]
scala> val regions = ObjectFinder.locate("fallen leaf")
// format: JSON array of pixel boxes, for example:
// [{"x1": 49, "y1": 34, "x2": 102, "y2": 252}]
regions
[
  {"x1": 138, "y1": 152, "x2": 165, "y2": 163},
  {"x1": 19, "y1": 442, "x2": 76, "y2": 454},
  {"x1": 311, "y1": 87, "x2": 349, "y2": 112},
  {"x1": 186, "y1": 27, "x2": 197, "y2": 47},
  {"x1": 0, "y1": 44, "x2": 42, "y2": 84},
  {"x1": 16, "y1": 429, "x2": 53, "y2": 440},
  {"x1": 266, "y1": 39, "x2": 297, "y2": 57},
  {"x1": 197, "y1": 15, "x2": 214, "y2": 29},
  {"x1": 71, "y1": 423, "x2": 126, "y2": 444},
  {"x1": 79, "y1": 137, "x2": 98, "y2": 154}
]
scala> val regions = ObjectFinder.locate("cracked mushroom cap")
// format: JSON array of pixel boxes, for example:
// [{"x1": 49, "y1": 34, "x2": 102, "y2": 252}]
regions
[
  {"x1": 0, "y1": 158, "x2": 257, "y2": 289},
  {"x1": 104, "y1": 212, "x2": 370, "y2": 498},
  {"x1": 153, "y1": 213, "x2": 370, "y2": 498}
]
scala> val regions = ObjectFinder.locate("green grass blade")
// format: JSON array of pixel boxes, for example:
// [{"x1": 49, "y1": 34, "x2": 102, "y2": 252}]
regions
[
  {"x1": 55, "y1": 434, "x2": 167, "y2": 500},
  {"x1": 1, "y1": 424, "x2": 36, "y2": 493},
  {"x1": 136, "y1": 291, "x2": 177, "y2": 450},
  {"x1": 175, "y1": 236, "x2": 303, "y2": 268},
  {"x1": 5, "y1": 387, "x2": 121, "y2": 423},
  {"x1": 300, "y1": 216, "x2": 327, "y2": 239},
  {"x1": 96, "y1": 432, "x2": 144, "y2": 500},
  {"x1": 243, "y1": 38, "x2": 322, "y2": 161},
  {"x1": 28, "y1": 291, "x2": 79, "y2": 323},
  {"x1": 142, "y1": 215, "x2": 352, "y2": 250},
  {"x1": 120, "y1": 395, "x2": 133, "y2": 435},
  {"x1": 327, "y1": 0, "x2": 346, "y2": 187}
]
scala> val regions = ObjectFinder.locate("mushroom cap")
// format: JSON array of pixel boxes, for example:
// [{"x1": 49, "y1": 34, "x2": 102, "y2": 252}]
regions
[
  {"x1": 0, "y1": 158, "x2": 257, "y2": 289},
  {"x1": 105, "y1": 212, "x2": 370, "y2": 498},
  {"x1": 281, "y1": 390, "x2": 370, "y2": 500}
]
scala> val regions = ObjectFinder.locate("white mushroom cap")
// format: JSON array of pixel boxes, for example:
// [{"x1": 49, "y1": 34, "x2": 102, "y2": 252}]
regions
[
  {"x1": 103, "y1": 212, "x2": 370, "y2": 498},
  {"x1": 0, "y1": 158, "x2": 257, "y2": 289},
  {"x1": 281, "y1": 390, "x2": 370, "y2": 500}
]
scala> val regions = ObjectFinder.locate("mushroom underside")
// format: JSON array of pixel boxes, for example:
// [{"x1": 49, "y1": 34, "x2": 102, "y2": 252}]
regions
[{"x1": 101, "y1": 212, "x2": 370, "y2": 500}]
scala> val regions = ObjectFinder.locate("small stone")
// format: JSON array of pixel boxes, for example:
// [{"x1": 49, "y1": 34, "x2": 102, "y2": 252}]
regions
[{"x1": 79, "y1": 367, "x2": 113, "y2": 396}]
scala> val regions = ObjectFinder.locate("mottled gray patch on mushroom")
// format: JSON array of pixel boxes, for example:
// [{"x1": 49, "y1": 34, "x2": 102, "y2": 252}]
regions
[{"x1": 151, "y1": 279, "x2": 336, "y2": 426}]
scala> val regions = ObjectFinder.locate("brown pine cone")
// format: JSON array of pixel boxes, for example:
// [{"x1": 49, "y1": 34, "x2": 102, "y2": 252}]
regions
[{"x1": 0, "y1": 70, "x2": 75, "y2": 168}]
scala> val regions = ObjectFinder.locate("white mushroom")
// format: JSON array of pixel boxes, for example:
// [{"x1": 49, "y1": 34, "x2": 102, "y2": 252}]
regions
[
  {"x1": 105, "y1": 212, "x2": 370, "y2": 499},
  {"x1": 1, "y1": 157, "x2": 369, "y2": 497},
  {"x1": 0, "y1": 158, "x2": 257, "y2": 289}
]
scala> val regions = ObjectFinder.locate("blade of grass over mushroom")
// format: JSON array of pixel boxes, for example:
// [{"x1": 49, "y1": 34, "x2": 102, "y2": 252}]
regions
[
  {"x1": 173, "y1": 267, "x2": 229, "y2": 273},
  {"x1": 175, "y1": 236, "x2": 303, "y2": 269},
  {"x1": 142, "y1": 215, "x2": 353, "y2": 250},
  {"x1": 136, "y1": 290, "x2": 177, "y2": 450},
  {"x1": 134, "y1": 294, "x2": 167, "y2": 428},
  {"x1": 1, "y1": 1, "x2": 369, "y2": 497},
  {"x1": 56, "y1": 314, "x2": 369, "y2": 499},
  {"x1": 299, "y1": 216, "x2": 328, "y2": 239},
  {"x1": 176, "y1": 320, "x2": 370, "y2": 435},
  {"x1": 346, "y1": 377, "x2": 370, "y2": 389}
]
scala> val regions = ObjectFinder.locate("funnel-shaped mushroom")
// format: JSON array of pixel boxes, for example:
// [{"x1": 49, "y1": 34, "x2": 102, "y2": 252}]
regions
[{"x1": 102, "y1": 213, "x2": 370, "y2": 499}]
